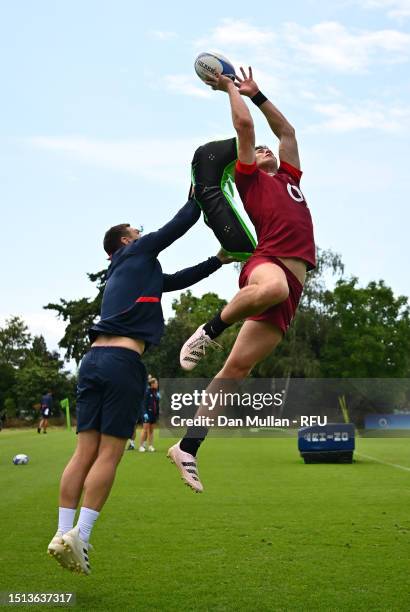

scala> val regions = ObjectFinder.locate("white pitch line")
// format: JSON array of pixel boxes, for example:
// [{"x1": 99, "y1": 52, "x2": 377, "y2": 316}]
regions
[{"x1": 357, "y1": 452, "x2": 410, "y2": 473}]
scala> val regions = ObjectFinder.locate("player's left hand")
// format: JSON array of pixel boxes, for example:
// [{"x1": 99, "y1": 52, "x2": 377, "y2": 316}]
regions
[
  {"x1": 216, "y1": 248, "x2": 241, "y2": 264},
  {"x1": 234, "y1": 66, "x2": 259, "y2": 98},
  {"x1": 205, "y1": 73, "x2": 235, "y2": 92}
]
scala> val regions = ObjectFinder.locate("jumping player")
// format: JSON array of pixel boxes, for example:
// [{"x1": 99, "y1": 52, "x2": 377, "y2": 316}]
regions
[
  {"x1": 47, "y1": 198, "x2": 236, "y2": 574},
  {"x1": 169, "y1": 67, "x2": 316, "y2": 492}
]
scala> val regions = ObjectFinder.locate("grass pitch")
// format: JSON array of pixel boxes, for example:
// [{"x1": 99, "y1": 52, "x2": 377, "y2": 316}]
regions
[{"x1": 1, "y1": 428, "x2": 410, "y2": 611}]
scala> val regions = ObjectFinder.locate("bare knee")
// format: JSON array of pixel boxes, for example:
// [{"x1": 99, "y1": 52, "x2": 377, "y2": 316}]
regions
[
  {"x1": 72, "y1": 446, "x2": 98, "y2": 470},
  {"x1": 97, "y1": 443, "x2": 126, "y2": 467},
  {"x1": 255, "y1": 280, "x2": 289, "y2": 309},
  {"x1": 220, "y1": 359, "x2": 253, "y2": 379}
]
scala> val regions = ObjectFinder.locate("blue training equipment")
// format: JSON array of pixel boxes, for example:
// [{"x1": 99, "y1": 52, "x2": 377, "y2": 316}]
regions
[
  {"x1": 298, "y1": 423, "x2": 355, "y2": 464},
  {"x1": 191, "y1": 137, "x2": 256, "y2": 261}
]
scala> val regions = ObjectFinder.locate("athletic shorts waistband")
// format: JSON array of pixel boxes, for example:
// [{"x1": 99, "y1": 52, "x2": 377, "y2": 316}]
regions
[{"x1": 88, "y1": 346, "x2": 142, "y2": 359}]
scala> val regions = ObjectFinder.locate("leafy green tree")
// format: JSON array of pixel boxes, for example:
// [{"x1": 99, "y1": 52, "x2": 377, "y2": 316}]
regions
[
  {"x1": 14, "y1": 351, "x2": 77, "y2": 416},
  {"x1": 321, "y1": 278, "x2": 410, "y2": 378},
  {"x1": 0, "y1": 363, "x2": 16, "y2": 411},
  {"x1": 45, "y1": 270, "x2": 106, "y2": 364},
  {"x1": 0, "y1": 316, "x2": 32, "y2": 367},
  {"x1": 3, "y1": 397, "x2": 16, "y2": 418}
]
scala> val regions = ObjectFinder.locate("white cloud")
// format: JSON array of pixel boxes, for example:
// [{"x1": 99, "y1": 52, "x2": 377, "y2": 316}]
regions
[
  {"x1": 359, "y1": 0, "x2": 410, "y2": 19},
  {"x1": 196, "y1": 19, "x2": 275, "y2": 49},
  {"x1": 284, "y1": 21, "x2": 410, "y2": 72},
  {"x1": 164, "y1": 74, "x2": 212, "y2": 98},
  {"x1": 306, "y1": 101, "x2": 410, "y2": 132},
  {"x1": 27, "y1": 136, "x2": 202, "y2": 185}
]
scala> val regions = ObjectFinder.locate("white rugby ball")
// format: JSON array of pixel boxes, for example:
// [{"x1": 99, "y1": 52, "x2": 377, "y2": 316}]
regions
[
  {"x1": 194, "y1": 52, "x2": 236, "y2": 83},
  {"x1": 13, "y1": 453, "x2": 29, "y2": 465}
]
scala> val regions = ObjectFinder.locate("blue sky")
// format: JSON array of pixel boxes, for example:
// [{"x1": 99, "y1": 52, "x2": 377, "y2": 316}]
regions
[{"x1": 1, "y1": 0, "x2": 409, "y2": 360}]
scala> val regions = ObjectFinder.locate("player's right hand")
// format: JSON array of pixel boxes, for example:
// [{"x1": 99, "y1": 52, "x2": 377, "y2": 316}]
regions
[
  {"x1": 205, "y1": 73, "x2": 235, "y2": 92},
  {"x1": 235, "y1": 66, "x2": 259, "y2": 98}
]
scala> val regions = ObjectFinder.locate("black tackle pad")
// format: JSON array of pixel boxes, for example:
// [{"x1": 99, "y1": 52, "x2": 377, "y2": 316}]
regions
[{"x1": 191, "y1": 137, "x2": 256, "y2": 261}]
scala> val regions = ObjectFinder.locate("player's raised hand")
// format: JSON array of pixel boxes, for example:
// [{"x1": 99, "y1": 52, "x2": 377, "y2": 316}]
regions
[
  {"x1": 205, "y1": 73, "x2": 235, "y2": 92},
  {"x1": 235, "y1": 67, "x2": 259, "y2": 98}
]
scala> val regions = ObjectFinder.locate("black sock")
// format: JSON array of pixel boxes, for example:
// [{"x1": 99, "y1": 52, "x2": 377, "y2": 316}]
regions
[
  {"x1": 179, "y1": 426, "x2": 209, "y2": 457},
  {"x1": 203, "y1": 312, "x2": 231, "y2": 340}
]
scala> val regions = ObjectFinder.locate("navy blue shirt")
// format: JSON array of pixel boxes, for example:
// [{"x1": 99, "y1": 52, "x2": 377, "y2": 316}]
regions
[
  {"x1": 89, "y1": 200, "x2": 222, "y2": 346},
  {"x1": 41, "y1": 393, "x2": 53, "y2": 417},
  {"x1": 144, "y1": 388, "x2": 160, "y2": 418}
]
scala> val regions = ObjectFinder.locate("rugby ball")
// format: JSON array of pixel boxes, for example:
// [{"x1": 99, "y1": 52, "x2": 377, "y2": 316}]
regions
[
  {"x1": 194, "y1": 52, "x2": 236, "y2": 83},
  {"x1": 13, "y1": 453, "x2": 29, "y2": 465}
]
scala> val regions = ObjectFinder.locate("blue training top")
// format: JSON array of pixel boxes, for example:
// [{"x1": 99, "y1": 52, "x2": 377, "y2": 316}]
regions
[
  {"x1": 41, "y1": 393, "x2": 53, "y2": 417},
  {"x1": 89, "y1": 200, "x2": 222, "y2": 347}
]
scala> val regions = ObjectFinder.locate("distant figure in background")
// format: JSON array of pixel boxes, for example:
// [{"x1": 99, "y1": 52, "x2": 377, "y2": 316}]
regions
[
  {"x1": 127, "y1": 374, "x2": 153, "y2": 450},
  {"x1": 139, "y1": 377, "x2": 160, "y2": 452},
  {"x1": 38, "y1": 390, "x2": 53, "y2": 434}
]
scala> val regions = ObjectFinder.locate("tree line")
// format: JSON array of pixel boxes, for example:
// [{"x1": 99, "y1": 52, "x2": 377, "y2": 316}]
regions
[
  {"x1": 1, "y1": 248, "x2": 409, "y2": 420},
  {"x1": 0, "y1": 317, "x2": 76, "y2": 419}
]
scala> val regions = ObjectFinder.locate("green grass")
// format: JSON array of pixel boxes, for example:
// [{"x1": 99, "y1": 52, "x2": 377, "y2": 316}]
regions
[{"x1": 1, "y1": 429, "x2": 410, "y2": 611}]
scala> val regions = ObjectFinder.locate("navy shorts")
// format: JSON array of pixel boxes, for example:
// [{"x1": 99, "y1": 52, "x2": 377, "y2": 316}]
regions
[
  {"x1": 142, "y1": 412, "x2": 157, "y2": 425},
  {"x1": 76, "y1": 347, "x2": 147, "y2": 439}
]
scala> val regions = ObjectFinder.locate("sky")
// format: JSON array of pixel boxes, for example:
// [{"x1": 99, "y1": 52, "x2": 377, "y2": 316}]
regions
[{"x1": 0, "y1": 0, "x2": 409, "y2": 365}]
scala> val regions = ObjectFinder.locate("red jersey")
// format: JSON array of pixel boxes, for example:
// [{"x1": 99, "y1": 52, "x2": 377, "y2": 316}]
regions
[{"x1": 235, "y1": 160, "x2": 316, "y2": 270}]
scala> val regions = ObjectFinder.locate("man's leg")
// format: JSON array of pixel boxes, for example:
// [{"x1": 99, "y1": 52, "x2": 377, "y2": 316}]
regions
[
  {"x1": 48, "y1": 430, "x2": 100, "y2": 569},
  {"x1": 60, "y1": 434, "x2": 127, "y2": 575},
  {"x1": 181, "y1": 263, "x2": 288, "y2": 370},
  {"x1": 172, "y1": 321, "x2": 283, "y2": 491},
  {"x1": 43, "y1": 418, "x2": 48, "y2": 433},
  {"x1": 139, "y1": 424, "x2": 148, "y2": 451},
  {"x1": 220, "y1": 263, "x2": 288, "y2": 325},
  {"x1": 59, "y1": 430, "x2": 101, "y2": 509},
  {"x1": 81, "y1": 434, "x2": 127, "y2": 511},
  {"x1": 197, "y1": 320, "x2": 282, "y2": 420},
  {"x1": 148, "y1": 424, "x2": 155, "y2": 451}
]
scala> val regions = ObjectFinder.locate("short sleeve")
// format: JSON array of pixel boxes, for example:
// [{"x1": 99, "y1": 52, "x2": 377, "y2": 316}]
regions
[{"x1": 278, "y1": 161, "x2": 302, "y2": 183}]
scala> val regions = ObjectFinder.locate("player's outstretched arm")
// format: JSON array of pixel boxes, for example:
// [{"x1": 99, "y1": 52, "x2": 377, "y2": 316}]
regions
[
  {"x1": 162, "y1": 249, "x2": 237, "y2": 292},
  {"x1": 205, "y1": 73, "x2": 255, "y2": 165},
  {"x1": 138, "y1": 199, "x2": 201, "y2": 255},
  {"x1": 235, "y1": 66, "x2": 300, "y2": 170}
]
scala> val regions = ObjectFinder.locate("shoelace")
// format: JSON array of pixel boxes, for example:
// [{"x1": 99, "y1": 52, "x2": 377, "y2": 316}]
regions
[{"x1": 187, "y1": 333, "x2": 222, "y2": 355}]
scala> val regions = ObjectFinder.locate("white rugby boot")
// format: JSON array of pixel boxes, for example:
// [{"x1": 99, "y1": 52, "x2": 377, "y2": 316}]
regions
[
  {"x1": 167, "y1": 442, "x2": 203, "y2": 493},
  {"x1": 180, "y1": 325, "x2": 221, "y2": 371},
  {"x1": 62, "y1": 526, "x2": 93, "y2": 575},
  {"x1": 47, "y1": 531, "x2": 75, "y2": 571}
]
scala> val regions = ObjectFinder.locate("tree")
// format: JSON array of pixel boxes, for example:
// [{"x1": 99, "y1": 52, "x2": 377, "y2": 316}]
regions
[
  {"x1": 0, "y1": 363, "x2": 16, "y2": 412},
  {"x1": 0, "y1": 316, "x2": 32, "y2": 367},
  {"x1": 321, "y1": 278, "x2": 410, "y2": 378},
  {"x1": 14, "y1": 349, "x2": 77, "y2": 416},
  {"x1": 0, "y1": 321, "x2": 77, "y2": 417},
  {"x1": 45, "y1": 270, "x2": 106, "y2": 364}
]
